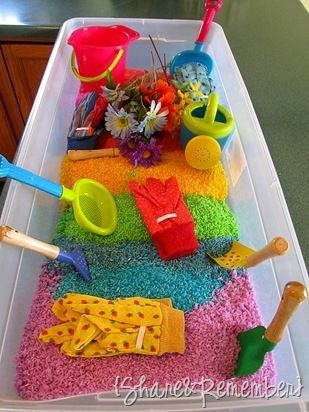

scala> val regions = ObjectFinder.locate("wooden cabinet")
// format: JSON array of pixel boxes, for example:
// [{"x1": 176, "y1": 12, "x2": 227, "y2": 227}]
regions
[
  {"x1": 2, "y1": 44, "x2": 53, "y2": 122},
  {"x1": 0, "y1": 48, "x2": 23, "y2": 161},
  {"x1": 0, "y1": 42, "x2": 53, "y2": 161},
  {"x1": 0, "y1": 96, "x2": 18, "y2": 161}
]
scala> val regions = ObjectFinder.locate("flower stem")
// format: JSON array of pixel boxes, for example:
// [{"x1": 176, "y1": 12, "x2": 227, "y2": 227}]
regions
[{"x1": 148, "y1": 35, "x2": 169, "y2": 83}]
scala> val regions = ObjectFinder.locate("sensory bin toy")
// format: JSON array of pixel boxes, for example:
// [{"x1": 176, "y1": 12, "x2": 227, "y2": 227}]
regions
[{"x1": 5, "y1": 4, "x2": 306, "y2": 405}]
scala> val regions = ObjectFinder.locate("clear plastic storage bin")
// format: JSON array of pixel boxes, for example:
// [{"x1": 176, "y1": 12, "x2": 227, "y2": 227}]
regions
[{"x1": 0, "y1": 18, "x2": 308, "y2": 412}]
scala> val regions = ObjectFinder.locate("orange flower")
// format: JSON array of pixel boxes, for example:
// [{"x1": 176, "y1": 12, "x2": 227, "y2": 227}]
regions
[
  {"x1": 139, "y1": 77, "x2": 181, "y2": 134},
  {"x1": 154, "y1": 79, "x2": 175, "y2": 96},
  {"x1": 159, "y1": 91, "x2": 175, "y2": 106},
  {"x1": 139, "y1": 84, "x2": 153, "y2": 97}
]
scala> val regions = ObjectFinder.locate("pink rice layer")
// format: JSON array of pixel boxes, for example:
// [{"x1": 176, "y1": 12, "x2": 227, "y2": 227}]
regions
[{"x1": 15, "y1": 268, "x2": 275, "y2": 400}]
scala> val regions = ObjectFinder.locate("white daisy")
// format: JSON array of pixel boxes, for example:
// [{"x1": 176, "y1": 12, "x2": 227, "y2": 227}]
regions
[
  {"x1": 139, "y1": 100, "x2": 169, "y2": 138},
  {"x1": 105, "y1": 104, "x2": 138, "y2": 138}
]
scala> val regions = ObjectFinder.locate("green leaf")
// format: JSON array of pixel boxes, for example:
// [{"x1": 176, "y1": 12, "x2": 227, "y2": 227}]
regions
[{"x1": 105, "y1": 70, "x2": 116, "y2": 89}]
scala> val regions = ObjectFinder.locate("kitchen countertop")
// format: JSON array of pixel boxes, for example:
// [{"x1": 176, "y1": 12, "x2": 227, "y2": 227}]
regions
[{"x1": 0, "y1": 0, "x2": 308, "y2": 266}]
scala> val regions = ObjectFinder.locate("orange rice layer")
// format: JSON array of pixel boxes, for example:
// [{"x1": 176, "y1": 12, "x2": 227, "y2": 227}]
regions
[{"x1": 61, "y1": 151, "x2": 228, "y2": 200}]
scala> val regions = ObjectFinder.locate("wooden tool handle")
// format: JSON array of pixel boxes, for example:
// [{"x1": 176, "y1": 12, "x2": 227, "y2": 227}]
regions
[
  {"x1": 245, "y1": 237, "x2": 289, "y2": 268},
  {"x1": 68, "y1": 148, "x2": 120, "y2": 161},
  {"x1": 0, "y1": 225, "x2": 59, "y2": 259},
  {"x1": 265, "y1": 281, "x2": 307, "y2": 344}
]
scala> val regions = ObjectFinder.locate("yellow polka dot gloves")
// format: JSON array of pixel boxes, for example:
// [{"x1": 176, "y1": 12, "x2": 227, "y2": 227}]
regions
[
  {"x1": 130, "y1": 177, "x2": 199, "y2": 260},
  {"x1": 39, "y1": 294, "x2": 185, "y2": 357}
]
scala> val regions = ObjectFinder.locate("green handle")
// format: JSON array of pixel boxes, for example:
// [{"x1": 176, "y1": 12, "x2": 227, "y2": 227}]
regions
[
  {"x1": 204, "y1": 92, "x2": 219, "y2": 124},
  {"x1": 59, "y1": 185, "x2": 75, "y2": 202}
]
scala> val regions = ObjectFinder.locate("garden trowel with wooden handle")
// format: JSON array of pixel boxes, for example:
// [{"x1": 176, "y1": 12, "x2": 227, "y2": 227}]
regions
[
  {"x1": 0, "y1": 225, "x2": 90, "y2": 281},
  {"x1": 234, "y1": 281, "x2": 307, "y2": 377},
  {"x1": 207, "y1": 237, "x2": 289, "y2": 269}
]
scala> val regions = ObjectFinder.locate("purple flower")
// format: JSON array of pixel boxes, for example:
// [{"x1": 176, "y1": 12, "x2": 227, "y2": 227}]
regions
[
  {"x1": 133, "y1": 138, "x2": 162, "y2": 168},
  {"x1": 116, "y1": 134, "x2": 141, "y2": 156},
  {"x1": 117, "y1": 135, "x2": 161, "y2": 168}
]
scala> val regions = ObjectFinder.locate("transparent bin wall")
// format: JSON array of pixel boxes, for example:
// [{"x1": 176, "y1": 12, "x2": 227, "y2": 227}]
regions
[{"x1": 0, "y1": 18, "x2": 308, "y2": 412}]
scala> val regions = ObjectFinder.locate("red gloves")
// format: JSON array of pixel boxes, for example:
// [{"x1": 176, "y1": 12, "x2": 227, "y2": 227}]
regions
[{"x1": 129, "y1": 177, "x2": 199, "y2": 260}]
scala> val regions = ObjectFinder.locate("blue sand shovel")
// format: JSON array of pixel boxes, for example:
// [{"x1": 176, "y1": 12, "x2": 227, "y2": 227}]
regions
[
  {"x1": 0, "y1": 225, "x2": 90, "y2": 281},
  {"x1": 170, "y1": 0, "x2": 223, "y2": 77}
]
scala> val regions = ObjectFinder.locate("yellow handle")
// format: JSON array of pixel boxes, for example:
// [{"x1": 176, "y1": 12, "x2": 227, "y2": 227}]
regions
[
  {"x1": 70, "y1": 48, "x2": 124, "y2": 83},
  {"x1": 68, "y1": 148, "x2": 120, "y2": 161},
  {"x1": 0, "y1": 225, "x2": 59, "y2": 259},
  {"x1": 265, "y1": 281, "x2": 307, "y2": 343},
  {"x1": 245, "y1": 237, "x2": 289, "y2": 268}
]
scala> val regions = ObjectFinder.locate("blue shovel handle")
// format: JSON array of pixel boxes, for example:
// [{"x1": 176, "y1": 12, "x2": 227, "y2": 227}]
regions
[
  {"x1": 194, "y1": 41, "x2": 204, "y2": 52},
  {"x1": 0, "y1": 155, "x2": 63, "y2": 198}
]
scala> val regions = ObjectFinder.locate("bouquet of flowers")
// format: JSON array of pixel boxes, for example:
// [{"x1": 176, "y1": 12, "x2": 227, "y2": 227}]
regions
[
  {"x1": 102, "y1": 51, "x2": 214, "y2": 168},
  {"x1": 102, "y1": 72, "x2": 183, "y2": 167}
]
